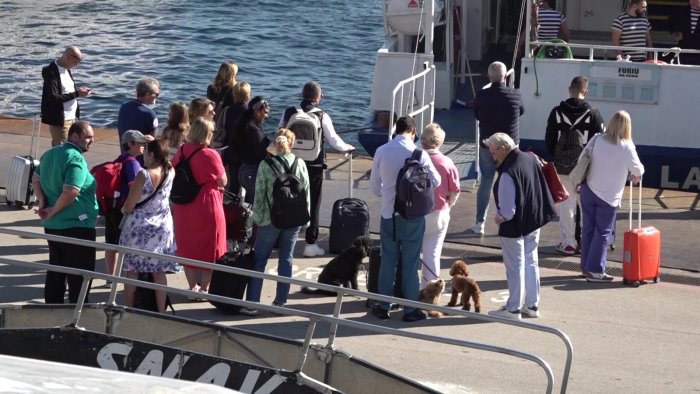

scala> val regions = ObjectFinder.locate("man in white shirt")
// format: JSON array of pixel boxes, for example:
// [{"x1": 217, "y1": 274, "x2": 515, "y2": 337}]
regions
[
  {"x1": 41, "y1": 46, "x2": 91, "y2": 146},
  {"x1": 369, "y1": 116, "x2": 441, "y2": 322},
  {"x1": 279, "y1": 81, "x2": 355, "y2": 257}
]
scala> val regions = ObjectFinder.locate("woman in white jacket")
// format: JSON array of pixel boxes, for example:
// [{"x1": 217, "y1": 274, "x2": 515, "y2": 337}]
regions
[
  {"x1": 420, "y1": 123, "x2": 461, "y2": 287},
  {"x1": 579, "y1": 110, "x2": 644, "y2": 282}
]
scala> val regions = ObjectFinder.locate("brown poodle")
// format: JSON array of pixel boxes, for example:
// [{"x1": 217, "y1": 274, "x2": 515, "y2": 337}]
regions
[
  {"x1": 447, "y1": 260, "x2": 482, "y2": 313},
  {"x1": 419, "y1": 278, "x2": 446, "y2": 318}
]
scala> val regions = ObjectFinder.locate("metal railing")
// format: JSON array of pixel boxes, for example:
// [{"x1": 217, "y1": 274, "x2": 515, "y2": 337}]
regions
[
  {"x1": 0, "y1": 227, "x2": 574, "y2": 393},
  {"x1": 528, "y1": 40, "x2": 700, "y2": 64},
  {"x1": 388, "y1": 61, "x2": 436, "y2": 141}
]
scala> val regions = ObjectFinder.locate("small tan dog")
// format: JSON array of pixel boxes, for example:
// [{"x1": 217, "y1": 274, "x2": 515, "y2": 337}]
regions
[
  {"x1": 447, "y1": 260, "x2": 482, "y2": 313},
  {"x1": 419, "y1": 278, "x2": 446, "y2": 318}
]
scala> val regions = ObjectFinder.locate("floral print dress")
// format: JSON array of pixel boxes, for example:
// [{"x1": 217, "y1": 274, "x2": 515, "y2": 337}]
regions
[{"x1": 120, "y1": 169, "x2": 177, "y2": 273}]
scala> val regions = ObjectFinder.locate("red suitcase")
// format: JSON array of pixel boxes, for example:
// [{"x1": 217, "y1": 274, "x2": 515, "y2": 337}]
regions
[{"x1": 622, "y1": 180, "x2": 661, "y2": 287}]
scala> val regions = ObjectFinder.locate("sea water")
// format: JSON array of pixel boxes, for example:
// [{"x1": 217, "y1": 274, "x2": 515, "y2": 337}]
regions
[{"x1": 0, "y1": 0, "x2": 383, "y2": 134}]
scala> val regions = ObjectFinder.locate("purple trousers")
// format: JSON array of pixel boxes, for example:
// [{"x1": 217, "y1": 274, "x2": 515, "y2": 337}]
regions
[{"x1": 579, "y1": 184, "x2": 617, "y2": 274}]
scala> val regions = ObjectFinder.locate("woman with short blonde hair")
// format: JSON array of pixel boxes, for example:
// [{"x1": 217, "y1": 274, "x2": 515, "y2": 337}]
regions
[{"x1": 187, "y1": 118, "x2": 214, "y2": 145}]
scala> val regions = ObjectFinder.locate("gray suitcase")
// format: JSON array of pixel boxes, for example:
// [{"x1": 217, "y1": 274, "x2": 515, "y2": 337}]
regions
[{"x1": 6, "y1": 115, "x2": 41, "y2": 208}]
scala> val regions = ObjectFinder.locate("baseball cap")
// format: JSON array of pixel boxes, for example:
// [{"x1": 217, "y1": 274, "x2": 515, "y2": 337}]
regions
[{"x1": 121, "y1": 130, "x2": 148, "y2": 145}]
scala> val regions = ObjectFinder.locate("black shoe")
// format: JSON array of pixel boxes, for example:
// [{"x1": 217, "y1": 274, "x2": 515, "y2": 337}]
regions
[
  {"x1": 402, "y1": 310, "x2": 427, "y2": 323},
  {"x1": 372, "y1": 306, "x2": 390, "y2": 320}
]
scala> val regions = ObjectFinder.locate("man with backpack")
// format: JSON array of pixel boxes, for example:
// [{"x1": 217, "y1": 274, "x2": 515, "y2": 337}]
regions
[
  {"x1": 279, "y1": 81, "x2": 355, "y2": 257},
  {"x1": 369, "y1": 116, "x2": 441, "y2": 322},
  {"x1": 545, "y1": 76, "x2": 605, "y2": 255},
  {"x1": 94, "y1": 130, "x2": 152, "y2": 280}
]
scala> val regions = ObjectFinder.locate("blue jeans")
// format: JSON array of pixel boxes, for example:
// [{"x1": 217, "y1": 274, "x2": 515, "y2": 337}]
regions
[
  {"x1": 580, "y1": 184, "x2": 617, "y2": 275},
  {"x1": 378, "y1": 215, "x2": 424, "y2": 313},
  {"x1": 500, "y1": 229, "x2": 541, "y2": 312},
  {"x1": 238, "y1": 163, "x2": 259, "y2": 205},
  {"x1": 246, "y1": 224, "x2": 300, "y2": 304},
  {"x1": 476, "y1": 146, "x2": 498, "y2": 224}
]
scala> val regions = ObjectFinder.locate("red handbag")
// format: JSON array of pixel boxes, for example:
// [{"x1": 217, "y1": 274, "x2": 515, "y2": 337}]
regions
[{"x1": 529, "y1": 152, "x2": 569, "y2": 203}]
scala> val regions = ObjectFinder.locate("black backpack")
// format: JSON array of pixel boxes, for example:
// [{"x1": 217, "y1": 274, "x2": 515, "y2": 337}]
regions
[
  {"x1": 265, "y1": 156, "x2": 310, "y2": 229},
  {"x1": 554, "y1": 109, "x2": 590, "y2": 174},
  {"x1": 170, "y1": 145, "x2": 204, "y2": 204},
  {"x1": 394, "y1": 149, "x2": 435, "y2": 219}
]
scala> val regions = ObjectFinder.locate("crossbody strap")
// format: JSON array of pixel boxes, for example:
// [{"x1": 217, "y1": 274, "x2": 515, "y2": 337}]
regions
[{"x1": 135, "y1": 169, "x2": 167, "y2": 209}]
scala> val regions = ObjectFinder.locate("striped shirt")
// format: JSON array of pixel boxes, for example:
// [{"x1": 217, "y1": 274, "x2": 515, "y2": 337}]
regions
[
  {"x1": 691, "y1": 8, "x2": 700, "y2": 34},
  {"x1": 611, "y1": 13, "x2": 651, "y2": 61},
  {"x1": 538, "y1": 7, "x2": 566, "y2": 41}
]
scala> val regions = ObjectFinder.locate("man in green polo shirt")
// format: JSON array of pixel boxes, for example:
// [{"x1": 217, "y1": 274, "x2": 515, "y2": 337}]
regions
[{"x1": 32, "y1": 120, "x2": 98, "y2": 303}]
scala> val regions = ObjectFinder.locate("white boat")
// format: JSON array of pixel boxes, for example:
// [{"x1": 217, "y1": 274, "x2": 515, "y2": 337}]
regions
[{"x1": 369, "y1": 0, "x2": 700, "y2": 193}]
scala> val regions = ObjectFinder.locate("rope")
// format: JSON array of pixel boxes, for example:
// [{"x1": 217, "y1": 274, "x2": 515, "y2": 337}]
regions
[{"x1": 511, "y1": 0, "x2": 528, "y2": 72}]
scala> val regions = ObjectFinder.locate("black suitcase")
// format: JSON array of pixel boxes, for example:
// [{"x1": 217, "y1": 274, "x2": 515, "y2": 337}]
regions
[
  {"x1": 209, "y1": 250, "x2": 255, "y2": 314},
  {"x1": 133, "y1": 272, "x2": 175, "y2": 313},
  {"x1": 366, "y1": 246, "x2": 403, "y2": 307},
  {"x1": 328, "y1": 154, "x2": 370, "y2": 254},
  {"x1": 329, "y1": 198, "x2": 370, "y2": 254}
]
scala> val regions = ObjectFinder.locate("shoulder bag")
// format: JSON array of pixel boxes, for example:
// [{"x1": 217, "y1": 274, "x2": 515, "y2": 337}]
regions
[{"x1": 569, "y1": 134, "x2": 600, "y2": 186}]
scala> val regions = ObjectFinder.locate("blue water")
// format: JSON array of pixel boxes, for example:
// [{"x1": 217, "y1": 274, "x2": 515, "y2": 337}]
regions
[{"x1": 0, "y1": 0, "x2": 384, "y2": 132}]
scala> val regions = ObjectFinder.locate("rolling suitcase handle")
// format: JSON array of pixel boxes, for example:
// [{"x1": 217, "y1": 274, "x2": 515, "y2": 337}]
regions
[
  {"x1": 346, "y1": 150, "x2": 354, "y2": 199},
  {"x1": 31, "y1": 114, "x2": 41, "y2": 158},
  {"x1": 628, "y1": 177, "x2": 642, "y2": 231}
]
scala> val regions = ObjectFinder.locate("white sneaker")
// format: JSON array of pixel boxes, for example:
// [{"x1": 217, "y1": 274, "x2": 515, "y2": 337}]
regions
[
  {"x1": 488, "y1": 306, "x2": 522, "y2": 321},
  {"x1": 303, "y1": 243, "x2": 326, "y2": 257},
  {"x1": 469, "y1": 222, "x2": 485, "y2": 235},
  {"x1": 521, "y1": 305, "x2": 540, "y2": 318}
]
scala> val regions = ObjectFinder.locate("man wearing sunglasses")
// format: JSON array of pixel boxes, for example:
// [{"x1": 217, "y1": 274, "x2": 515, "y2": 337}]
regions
[
  {"x1": 117, "y1": 77, "x2": 160, "y2": 149},
  {"x1": 41, "y1": 46, "x2": 92, "y2": 147}
]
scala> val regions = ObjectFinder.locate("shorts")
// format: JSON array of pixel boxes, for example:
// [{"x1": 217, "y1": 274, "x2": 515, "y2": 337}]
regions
[{"x1": 104, "y1": 210, "x2": 124, "y2": 245}]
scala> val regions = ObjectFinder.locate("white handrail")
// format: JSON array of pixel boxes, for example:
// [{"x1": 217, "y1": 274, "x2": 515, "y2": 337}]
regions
[
  {"x1": 0, "y1": 226, "x2": 574, "y2": 393},
  {"x1": 528, "y1": 41, "x2": 695, "y2": 63},
  {"x1": 388, "y1": 61, "x2": 436, "y2": 140}
]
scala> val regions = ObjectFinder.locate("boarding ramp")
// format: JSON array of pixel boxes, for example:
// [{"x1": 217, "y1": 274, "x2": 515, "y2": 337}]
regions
[{"x1": 0, "y1": 227, "x2": 573, "y2": 393}]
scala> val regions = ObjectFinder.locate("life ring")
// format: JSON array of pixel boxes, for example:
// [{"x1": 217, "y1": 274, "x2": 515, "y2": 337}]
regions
[{"x1": 644, "y1": 59, "x2": 666, "y2": 64}]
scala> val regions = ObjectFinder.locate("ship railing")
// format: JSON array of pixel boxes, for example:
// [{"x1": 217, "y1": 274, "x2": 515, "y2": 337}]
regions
[
  {"x1": 0, "y1": 227, "x2": 574, "y2": 393},
  {"x1": 528, "y1": 40, "x2": 700, "y2": 64},
  {"x1": 388, "y1": 61, "x2": 436, "y2": 141}
]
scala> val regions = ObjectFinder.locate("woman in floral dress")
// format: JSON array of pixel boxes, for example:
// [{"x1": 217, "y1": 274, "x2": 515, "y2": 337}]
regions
[{"x1": 120, "y1": 139, "x2": 176, "y2": 313}]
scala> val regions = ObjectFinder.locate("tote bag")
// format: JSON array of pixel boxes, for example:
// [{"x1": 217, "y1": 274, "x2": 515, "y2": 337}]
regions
[
  {"x1": 529, "y1": 152, "x2": 569, "y2": 203},
  {"x1": 569, "y1": 134, "x2": 600, "y2": 185}
]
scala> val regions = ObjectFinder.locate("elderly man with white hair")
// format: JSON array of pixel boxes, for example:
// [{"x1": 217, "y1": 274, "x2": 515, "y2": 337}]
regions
[
  {"x1": 470, "y1": 61, "x2": 524, "y2": 235},
  {"x1": 483, "y1": 132, "x2": 556, "y2": 321}
]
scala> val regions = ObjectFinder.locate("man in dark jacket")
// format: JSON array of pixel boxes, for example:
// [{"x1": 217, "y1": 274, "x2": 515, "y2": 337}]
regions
[
  {"x1": 41, "y1": 46, "x2": 91, "y2": 146},
  {"x1": 669, "y1": 0, "x2": 700, "y2": 65},
  {"x1": 279, "y1": 81, "x2": 355, "y2": 257},
  {"x1": 471, "y1": 61, "x2": 524, "y2": 235},
  {"x1": 545, "y1": 76, "x2": 605, "y2": 255},
  {"x1": 484, "y1": 133, "x2": 557, "y2": 320}
]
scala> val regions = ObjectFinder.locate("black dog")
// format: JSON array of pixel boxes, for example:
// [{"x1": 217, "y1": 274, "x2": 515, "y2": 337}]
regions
[{"x1": 301, "y1": 236, "x2": 371, "y2": 296}]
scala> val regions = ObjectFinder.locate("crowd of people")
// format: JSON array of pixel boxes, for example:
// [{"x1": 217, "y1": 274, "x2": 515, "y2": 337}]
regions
[{"x1": 35, "y1": 0, "x2": 663, "y2": 321}]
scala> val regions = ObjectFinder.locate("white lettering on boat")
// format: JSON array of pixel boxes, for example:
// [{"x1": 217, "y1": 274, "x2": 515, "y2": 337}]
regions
[
  {"x1": 661, "y1": 166, "x2": 700, "y2": 191},
  {"x1": 96, "y1": 342, "x2": 285, "y2": 392}
]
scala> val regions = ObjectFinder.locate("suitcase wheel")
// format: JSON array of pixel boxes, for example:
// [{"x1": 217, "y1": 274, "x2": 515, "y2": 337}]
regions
[
  {"x1": 632, "y1": 281, "x2": 640, "y2": 288},
  {"x1": 653, "y1": 277, "x2": 659, "y2": 283},
  {"x1": 5, "y1": 200, "x2": 12, "y2": 206},
  {"x1": 610, "y1": 244, "x2": 615, "y2": 251}
]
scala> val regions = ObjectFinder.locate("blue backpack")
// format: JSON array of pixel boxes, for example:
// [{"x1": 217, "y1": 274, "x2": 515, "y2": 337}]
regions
[{"x1": 394, "y1": 149, "x2": 435, "y2": 219}]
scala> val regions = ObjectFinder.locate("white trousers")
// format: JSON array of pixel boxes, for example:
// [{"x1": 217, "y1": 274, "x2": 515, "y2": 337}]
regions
[
  {"x1": 421, "y1": 209, "x2": 450, "y2": 287},
  {"x1": 500, "y1": 229, "x2": 540, "y2": 312},
  {"x1": 557, "y1": 174, "x2": 579, "y2": 248}
]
